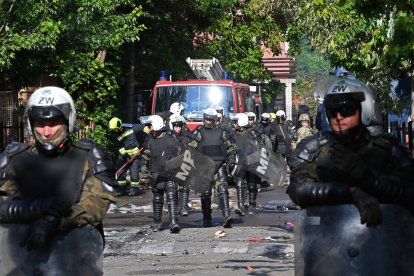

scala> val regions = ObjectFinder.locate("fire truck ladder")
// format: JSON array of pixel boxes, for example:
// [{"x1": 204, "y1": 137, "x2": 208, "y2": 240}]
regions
[{"x1": 186, "y1": 57, "x2": 224, "y2": 81}]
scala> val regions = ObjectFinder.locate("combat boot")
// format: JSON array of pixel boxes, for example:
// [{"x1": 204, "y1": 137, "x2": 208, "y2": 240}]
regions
[
  {"x1": 234, "y1": 178, "x2": 246, "y2": 216},
  {"x1": 201, "y1": 194, "x2": 212, "y2": 227},
  {"x1": 128, "y1": 185, "x2": 144, "y2": 196},
  {"x1": 114, "y1": 185, "x2": 128, "y2": 196},
  {"x1": 152, "y1": 194, "x2": 164, "y2": 231},
  {"x1": 203, "y1": 215, "x2": 212, "y2": 227},
  {"x1": 247, "y1": 189, "x2": 258, "y2": 214},
  {"x1": 178, "y1": 188, "x2": 190, "y2": 216},
  {"x1": 218, "y1": 193, "x2": 233, "y2": 228},
  {"x1": 166, "y1": 181, "x2": 180, "y2": 234}
]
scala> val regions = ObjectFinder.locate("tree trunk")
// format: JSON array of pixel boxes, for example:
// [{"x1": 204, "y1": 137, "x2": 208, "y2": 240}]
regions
[
  {"x1": 411, "y1": 67, "x2": 414, "y2": 122},
  {"x1": 124, "y1": 43, "x2": 136, "y2": 122}
]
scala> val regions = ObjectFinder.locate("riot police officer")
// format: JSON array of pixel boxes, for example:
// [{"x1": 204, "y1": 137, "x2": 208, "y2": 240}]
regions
[
  {"x1": 0, "y1": 86, "x2": 116, "y2": 274},
  {"x1": 274, "y1": 110, "x2": 294, "y2": 157},
  {"x1": 233, "y1": 113, "x2": 265, "y2": 215},
  {"x1": 142, "y1": 115, "x2": 181, "y2": 233},
  {"x1": 109, "y1": 117, "x2": 147, "y2": 196},
  {"x1": 168, "y1": 114, "x2": 194, "y2": 216},
  {"x1": 189, "y1": 108, "x2": 236, "y2": 228},
  {"x1": 288, "y1": 77, "x2": 414, "y2": 274},
  {"x1": 216, "y1": 106, "x2": 235, "y2": 139}
]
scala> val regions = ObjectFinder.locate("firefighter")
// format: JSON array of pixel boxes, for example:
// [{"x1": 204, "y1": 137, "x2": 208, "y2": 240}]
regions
[
  {"x1": 0, "y1": 87, "x2": 116, "y2": 274},
  {"x1": 108, "y1": 117, "x2": 147, "y2": 196},
  {"x1": 142, "y1": 115, "x2": 181, "y2": 233},
  {"x1": 215, "y1": 106, "x2": 233, "y2": 131},
  {"x1": 168, "y1": 114, "x2": 195, "y2": 216},
  {"x1": 287, "y1": 77, "x2": 414, "y2": 274},
  {"x1": 189, "y1": 108, "x2": 236, "y2": 228},
  {"x1": 269, "y1": 112, "x2": 277, "y2": 123}
]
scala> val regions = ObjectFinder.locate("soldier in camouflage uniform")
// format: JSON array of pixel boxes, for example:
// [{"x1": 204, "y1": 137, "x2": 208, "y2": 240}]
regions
[
  {"x1": 0, "y1": 87, "x2": 116, "y2": 273},
  {"x1": 292, "y1": 113, "x2": 315, "y2": 150}
]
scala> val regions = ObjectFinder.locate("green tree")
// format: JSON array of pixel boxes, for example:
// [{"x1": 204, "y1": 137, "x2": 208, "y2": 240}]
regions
[
  {"x1": 287, "y1": 0, "x2": 414, "y2": 115},
  {"x1": 295, "y1": 38, "x2": 331, "y2": 117},
  {"x1": 0, "y1": 0, "x2": 145, "y2": 147},
  {"x1": 198, "y1": 0, "x2": 285, "y2": 84}
]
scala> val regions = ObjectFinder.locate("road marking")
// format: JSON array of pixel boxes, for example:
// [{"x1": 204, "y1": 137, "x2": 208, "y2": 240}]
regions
[
  {"x1": 214, "y1": 242, "x2": 248, "y2": 253},
  {"x1": 137, "y1": 242, "x2": 174, "y2": 255}
]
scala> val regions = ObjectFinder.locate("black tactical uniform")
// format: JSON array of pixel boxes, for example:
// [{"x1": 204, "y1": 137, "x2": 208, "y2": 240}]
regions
[
  {"x1": 142, "y1": 129, "x2": 183, "y2": 233},
  {"x1": 288, "y1": 129, "x2": 414, "y2": 211},
  {"x1": 288, "y1": 77, "x2": 414, "y2": 274},
  {"x1": 234, "y1": 126, "x2": 267, "y2": 215},
  {"x1": 274, "y1": 120, "x2": 293, "y2": 157},
  {"x1": 190, "y1": 123, "x2": 236, "y2": 228}
]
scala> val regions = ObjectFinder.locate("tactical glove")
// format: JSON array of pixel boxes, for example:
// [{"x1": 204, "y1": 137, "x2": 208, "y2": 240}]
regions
[
  {"x1": 20, "y1": 214, "x2": 60, "y2": 250},
  {"x1": 351, "y1": 187, "x2": 382, "y2": 227}
]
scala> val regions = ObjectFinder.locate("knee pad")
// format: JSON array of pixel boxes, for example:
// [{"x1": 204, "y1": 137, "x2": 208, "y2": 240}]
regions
[
  {"x1": 217, "y1": 165, "x2": 228, "y2": 182},
  {"x1": 153, "y1": 193, "x2": 164, "y2": 204},
  {"x1": 217, "y1": 183, "x2": 229, "y2": 196}
]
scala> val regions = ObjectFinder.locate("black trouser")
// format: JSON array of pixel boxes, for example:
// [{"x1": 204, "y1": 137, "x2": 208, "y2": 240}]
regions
[
  {"x1": 200, "y1": 163, "x2": 231, "y2": 220},
  {"x1": 151, "y1": 175, "x2": 178, "y2": 227},
  {"x1": 117, "y1": 155, "x2": 141, "y2": 187}
]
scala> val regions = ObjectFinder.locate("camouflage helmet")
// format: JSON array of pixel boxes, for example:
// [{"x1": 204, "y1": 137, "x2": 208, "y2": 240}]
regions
[{"x1": 298, "y1": 113, "x2": 310, "y2": 122}]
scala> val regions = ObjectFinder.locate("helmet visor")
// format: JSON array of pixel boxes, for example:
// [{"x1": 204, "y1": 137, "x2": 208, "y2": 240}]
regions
[{"x1": 28, "y1": 105, "x2": 67, "y2": 123}]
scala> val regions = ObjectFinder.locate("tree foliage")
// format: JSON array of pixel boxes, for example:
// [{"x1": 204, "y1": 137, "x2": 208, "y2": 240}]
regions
[
  {"x1": 197, "y1": 0, "x2": 286, "y2": 83},
  {"x1": 0, "y1": 0, "x2": 145, "y2": 146},
  {"x1": 286, "y1": 0, "x2": 414, "y2": 113}
]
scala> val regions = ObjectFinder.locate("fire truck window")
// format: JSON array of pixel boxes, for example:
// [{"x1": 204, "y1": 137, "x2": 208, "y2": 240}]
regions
[{"x1": 155, "y1": 85, "x2": 233, "y2": 119}]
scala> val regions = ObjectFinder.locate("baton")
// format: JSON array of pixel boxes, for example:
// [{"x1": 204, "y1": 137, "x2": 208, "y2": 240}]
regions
[{"x1": 115, "y1": 147, "x2": 143, "y2": 180}]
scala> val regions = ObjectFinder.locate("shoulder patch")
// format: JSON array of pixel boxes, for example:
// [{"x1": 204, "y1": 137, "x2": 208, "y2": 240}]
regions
[{"x1": 294, "y1": 132, "x2": 331, "y2": 163}]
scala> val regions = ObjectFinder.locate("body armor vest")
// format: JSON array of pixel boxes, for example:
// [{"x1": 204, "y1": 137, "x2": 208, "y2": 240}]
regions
[
  {"x1": 9, "y1": 145, "x2": 89, "y2": 204},
  {"x1": 196, "y1": 126, "x2": 226, "y2": 161}
]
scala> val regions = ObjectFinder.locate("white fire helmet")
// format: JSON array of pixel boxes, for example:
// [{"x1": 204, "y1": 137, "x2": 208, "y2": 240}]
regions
[
  {"x1": 148, "y1": 115, "x2": 164, "y2": 131},
  {"x1": 169, "y1": 114, "x2": 186, "y2": 130},
  {"x1": 245, "y1": 112, "x2": 256, "y2": 123},
  {"x1": 276, "y1": 110, "x2": 286, "y2": 118},
  {"x1": 236, "y1": 113, "x2": 249, "y2": 127},
  {"x1": 169, "y1": 102, "x2": 185, "y2": 115}
]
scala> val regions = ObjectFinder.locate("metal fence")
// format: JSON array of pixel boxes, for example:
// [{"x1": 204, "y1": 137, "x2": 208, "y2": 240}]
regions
[
  {"x1": 1, "y1": 119, "x2": 413, "y2": 155},
  {"x1": 0, "y1": 122, "x2": 25, "y2": 152}
]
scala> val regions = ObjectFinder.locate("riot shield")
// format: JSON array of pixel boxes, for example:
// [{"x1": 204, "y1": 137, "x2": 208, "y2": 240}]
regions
[
  {"x1": 295, "y1": 204, "x2": 414, "y2": 276},
  {"x1": 235, "y1": 135, "x2": 287, "y2": 185},
  {"x1": 157, "y1": 147, "x2": 215, "y2": 193},
  {"x1": 0, "y1": 224, "x2": 103, "y2": 275}
]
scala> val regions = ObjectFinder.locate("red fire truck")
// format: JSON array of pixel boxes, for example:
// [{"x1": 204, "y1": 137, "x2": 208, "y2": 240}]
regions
[{"x1": 151, "y1": 58, "x2": 262, "y2": 130}]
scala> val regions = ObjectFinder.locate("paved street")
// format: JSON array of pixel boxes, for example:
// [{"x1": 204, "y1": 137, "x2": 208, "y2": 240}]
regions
[{"x1": 103, "y1": 185, "x2": 298, "y2": 275}]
